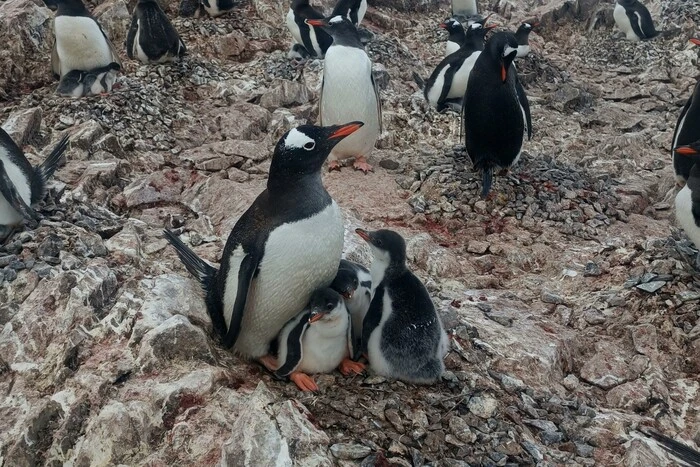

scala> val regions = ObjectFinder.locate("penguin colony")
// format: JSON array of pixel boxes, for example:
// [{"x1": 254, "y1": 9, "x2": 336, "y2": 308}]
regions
[{"x1": 0, "y1": 0, "x2": 698, "y2": 400}]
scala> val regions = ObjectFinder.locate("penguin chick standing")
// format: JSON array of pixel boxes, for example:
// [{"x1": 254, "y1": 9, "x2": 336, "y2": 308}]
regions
[
  {"x1": 286, "y1": 0, "x2": 333, "y2": 58},
  {"x1": 307, "y1": 16, "x2": 381, "y2": 173},
  {"x1": 613, "y1": 0, "x2": 658, "y2": 41},
  {"x1": 672, "y1": 38, "x2": 700, "y2": 184},
  {"x1": 673, "y1": 142, "x2": 700, "y2": 250},
  {"x1": 356, "y1": 228, "x2": 449, "y2": 384},
  {"x1": 331, "y1": 259, "x2": 372, "y2": 353},
  {"x1": 51, "y1": 0, "x2": 122, "y2": 79},
  {"x1": 452, "y1": 0, "x2": 477, "y2": 18},
  {"x1": 163, "y1": 122, "x2": 363, "y2": 361},
  {"x1": 0, "y1": 130, "x2": 69, "y2": 238},
  {"x1": 463, "y1": 31, "x2": 532, "y2": 197},
  {"x1": 272, "y1": 288, "x2": 365, "y2": 391},
  {"x1": 126, "y1": 0, "x2": 186, "y2": 64},
  {"x1": 514, "y1": 22, "x2": 536, "y2": 58},
  {"x1": 331, "y1": 0, "x2": 367, "y2": 27},
  {"x1": 440, "y1": 18, "x2": 466, "y2": 56}
]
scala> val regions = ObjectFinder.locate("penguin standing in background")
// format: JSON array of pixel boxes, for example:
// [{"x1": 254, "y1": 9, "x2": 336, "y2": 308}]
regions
[
  {"x1": 331, "y1": 0, "x2": 368, "y2": 27},
  {"x1": 613, "y1": 0, "x2": 658, "y2": 41},
  {"x1": 463, "y1": 31, "x2": 532, "y2": 198},
  {"x1": 672, "y1": 39, "x2": 700, "y2": 184},
  {"x1": 201, "y1": 0, "x2": 233, "y2": 17},
  {"x1": 673, "y1": 142, "x2": 700, "y2": 250},
  {"x1": 424, "y1": 21, "x2": 494, "y2": 112},
  {"x1": 286, "y1": 0, "x2": 333, "y2": 59},
  {"x1": 163, "y1": 122, "x2": 363, "y2": 362},
  {"x1": 51, "y1": 0, "x2": 122, "y2": 79},
  {"x1": 356, "y1": 228, "x2": 449, "y2": 384},
  {"x1": 272, "y1": 288, "x2": 365, "y2": 391},
  {"x1": 0, "y1": 130, "x2": 69, "y2": 240},
  {"x1": 126, "y1": 0, "x2": 186, "y2": 64},
  {"x1": 514, "y1": 22, "x2": 536, "y2": 58},
  {"x1": 440, "y1": 18, "x2": 466, "y2": 56},
  {"x1": 331, "y1": 259, "x2": 372, "y2": 353},
  {"x1": 306, "y1": 16, "x2": 382, "y2": 173},
  {"x1": 452, "y1": 0, "x2": 478, "y2": 18}
]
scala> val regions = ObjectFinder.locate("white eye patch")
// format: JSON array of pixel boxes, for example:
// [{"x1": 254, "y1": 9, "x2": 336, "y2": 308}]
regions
[
  {"x1": 503, "y1": 45, "x2": 518, "y2": 57},
  {"x1": 524, "y1": 22, "x2": 531, "y2": 28},
  {"x1": 329, "y1": 15, "x2": 343, "y2": 24},
  {"x1": 469, "y1": 23, "x2": 483, "y2": 30},
  {"x1": 284, "y1": 128, "x2": 315, "y2": 149}
]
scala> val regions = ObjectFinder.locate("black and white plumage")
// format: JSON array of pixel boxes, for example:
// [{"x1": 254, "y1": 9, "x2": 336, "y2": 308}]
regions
[
  {"x1": 308, "y1": 15, "x2": 382, "y2": 173},
  {"x1": 286, "y1": 0, "x2": 333, "y2": 59},
  {"x1": 674, "y1": 142, "x2": 700, "y2": 250},
  {"x1": 0, "y1": 129, "x2": 69, "y2": 233},
  {"x1": 357, "y1": 229, "x2": 449, "y2": 384},
  {"x1": 56, "y1": 62, "x2": 120, "y2": 97},
  {"x1": 424, "y1": 21, "x2": 492, "y2": 112},
  {"x1": 672, "y1": 39, "x2": 700, "y2": 184},
  {"x1": 331, "y1": 0, "x2": 367, "y2": 27},
  {"x1": 201, "y1": 0, "x2": 234, "y2": 17},
  {"x1": 331, "y1": 259, "x2": 372, "y2": 353},
  {"x1": 56, "y1": 70, "x2": 87, "y2": 97},
  {"x1": 613, "y1": 0, "x2": 658, "y2": 41},
  {"x1": 463, "y1": 31, "x2": 532, "y2": 197},
  {"x1": 51, "y1": 0, "x2": 122, "y2": 79},
  {"x1": 643, "y1": 429, "x2": 700, "y2": 467},
  {"x1": 126, "y1": 0, "x2": 186, "y2": 64},
  {"x1": 514, "y1": 22, "x2": 536, "y2": 58},
  {"x1": 164, "y1": 122, "x2": 364, "y2": 360},
  {"x1": 451, "y1": 0, "x2": 477, "y2": 18},
  {"x1": 440, "y1": 18, "x2": 466, "y2": 56}
]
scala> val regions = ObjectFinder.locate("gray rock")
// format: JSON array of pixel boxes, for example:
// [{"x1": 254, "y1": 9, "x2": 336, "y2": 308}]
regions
[
  {"x1": 467, "y1": 395, "x2": 498, "y2": 419},
  {"x1": 137, "y1": 315, "x2": 214, "y2": 369},
  {"x1": 330, "y1": 443, "x2": 372, "y2": 460},
  {"x1": 635, "y1": 281, "x2": 666, "y2": 293},
  {"x1": 2, "y1": 107, "x2": 42, "y2": 146},
  {"x1": 259, "y1": 79, "x2": 310, "y2": 109}
]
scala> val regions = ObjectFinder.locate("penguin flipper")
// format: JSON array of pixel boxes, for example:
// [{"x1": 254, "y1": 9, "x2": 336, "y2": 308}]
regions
[
  {"x1": 0, "y1": 160, "x2": 40, "y2": 222},
  {"x1": 222, "y1": 252, "x2": 259, "y2": 348},
  {"x1": 626, "y1": 9, "x2": 646, "y2": 40},
  {"x1": 361, "y1": 284, "x2": 384, "y2": 355},
  {"x1": 274, "y1": 312, "x2": 311, "y2": 378},
  {"x1": 642, "y1": 429, "x2": 700, "y2": 467},
  {"x1": 125, "y1": 14, "x2": 137, "y2": 60},
  {"x1": 672, "y1": 96, "x2": 692, "y2": 153},
  {"x1": 515, "y1": 74, "x2": 532, "y2": 140},
  {"x1": 412, "y1": 71, "x2": 425, "y2": 90},
  {"x1": 32, "y1": 134, "x2": 69, "y2": 203},
  {"x1": 481, "y1": 166, "x2": 493, "y2": 198},
  {"x1": 371, "y1": 71, "x2": 383, "y2": 133},
  {"x1": 318, "y1": 78, "x2": 325, "y2": 126},
  {"x1": 636, "y1": 8, "x2": 658, "y2": 39},
  {"x1": 51, "y1": 40, "x2": 60, "y2": 80},
  {"x1": 96, "y1": 20, "x2": 123, "y2": 68},
  {"x1": 163, "y1": 229, "x2": 218, "y2": 291}
]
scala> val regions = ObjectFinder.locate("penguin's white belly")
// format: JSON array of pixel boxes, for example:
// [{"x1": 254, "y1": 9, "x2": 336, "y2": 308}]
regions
[
  {"x1": 356, "y1": 0, "x2": 367, "y2": 26},
  {"x1": 426, "y1": 66, "x2": 448, "y2": 107},
  {"x1": 54, "y1": 16, "x2": 112, "y2": 76},
  {"x1": 286, "y1": 9, "x2": 302, "y2": 45},
  {"x1": 614, "y1": 4, "x2": 639, "y2": 41},
  {"x1": 452, "y1": 0, "x2": 477, "y2": 16},
  {"x1": 0, "y1": 149, "x2": 31, "y2": 226},
  {"x1": 321, "y1": 46, "x2": 380, "y2": 160},
  {"x1": 447, "y1": 52, "x2": 479, "y2": 99},
  {"x1": 366, "y1": 291, "x2": 393, "y2": 378},
  {"x1": 445, "y1": 41, "x2": 460, "y2": 56},
  {"x1": 676, "y1": 186, "x2": 700, "y2": 248},
  {"x1": 516, "y1": 45, "x2": 530, "y2": 58},
  {"x1": 298, "y1": 314, "x2": 349, "y2": 373},
  {"x1": 232, "y1": 202, "x2": 344, "y2": 358}
]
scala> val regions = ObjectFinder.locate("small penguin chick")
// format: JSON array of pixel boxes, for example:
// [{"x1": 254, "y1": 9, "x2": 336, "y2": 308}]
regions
[
  {"x1": 331, "y1": 259, "x2": 372, "y2": 356},
  {"x1": 271, "y1": 288, "x2": 365, "y2": 391},
  {"x1": 674, "y1": 142, "x2": 700, "y2": 250}
]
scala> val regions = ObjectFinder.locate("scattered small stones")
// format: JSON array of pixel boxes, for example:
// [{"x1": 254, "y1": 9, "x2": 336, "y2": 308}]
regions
[{"x1": 330, "y1": 443, "x2": 372, "y2": 460}]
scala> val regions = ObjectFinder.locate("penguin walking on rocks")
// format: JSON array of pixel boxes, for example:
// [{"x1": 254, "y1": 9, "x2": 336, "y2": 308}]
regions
[
  {"x1": 672, "y1": 39, "x2": 700, "y2": 184},
  {"x1": 452, "y1": 0, "x2": 477, "y2": 18},
  {"x1": 613, "y1": 0, "x2": 658, "y2": 41},
  {"x1": 514, "y1": 22, "x2": 536, "y2": 58},
  {"x1": 463, "y1": 31, "x2": 532, "y2": 197},
  {"x1": 51, "y1": 0, "x2": 122, "y2": 79},
  {"x1": 673, "y1": 142, "x2": 700, "y2": 250},
  {"x1": 0, "y1": 130, "x2": 69, "y2": 240},
  {"x1": 163, "y1": 122, "x2": 363, "y2": 362},
  {"x1": 271, "y1": 288, "x2": 365, "y2": 391},
  {"x1": 286, "y1": 0, "x2": 333, "y2": 59},
  {"x1": 424, "y1": 21, "x2": 493, "y2": 112},
  {"x1": 356, "y1": 228, "x2": 449, "y2": 384},
  {"x1": 331, "y1": 259, "x2": 372, "y2": 353},
  {"x1": 126, "y1": 0, "x2": 186, "y2": 64},
  {"x1": 306, "y1": 15, "x2": 381, "y2": 173},
  {"x1": 440, "y1": 18, "x2": 466, "y2": 56},
  {"x1": 331, "y1": 0, "x2": 367, "y2": 27}
]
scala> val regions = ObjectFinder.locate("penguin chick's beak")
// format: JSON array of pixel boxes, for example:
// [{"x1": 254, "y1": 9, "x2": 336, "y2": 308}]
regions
[
  {"x1": 675, "y1": 145, "x2": 700, "y2": 156},
  {"x1": 355, "y1": 228, "x2": 371, "y2": 242},
  {"x1": 330, "y1": 122, "x2": 364, "y2": 139},
  {"x1": 690, "y1": 38, "x2": 700, "y2": 46},
  {"x1": 309, "y1": 311, "x2": 324, "y2": 323},
  {"x1": 305, "y1": 18, "x2": 326, "y2": 27}
]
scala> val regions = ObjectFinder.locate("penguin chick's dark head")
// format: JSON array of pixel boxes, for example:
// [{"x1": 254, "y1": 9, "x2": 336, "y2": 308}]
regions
[
  {"x1": 331, "y1": 266, "x2": 359, "y2": 299},
  {"x1": 356, "y1": 228, "x2": 407, "y2": 269},
  {"x1": 485, "y1": 31, "x2": 519, "y2": 82},
  {"x1": 270, "y1": 122, "x2": 364, "y2": 179},
  {"x1": 307, "y1": 288, "x2": 344, "y2": 323}
]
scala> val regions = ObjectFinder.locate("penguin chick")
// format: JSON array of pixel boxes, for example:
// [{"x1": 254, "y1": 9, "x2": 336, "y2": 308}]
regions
[
  {"x1": 126, "y1": 0, "x2": 186, "y2": 64},
  {"x1": 674, "y1": 142, "x2": 700, "y2": 250},
  {"x1": 514, "y1": 21, "x2": 537, "y2": 58},
  {"x1": 201, "y1": 0, "x2": 233, "y2": 17},
  {"x1": 286, "y1": 0, "x2": 333, "y2": 59},
  {"x1": 356, "y1": 228, "x2": 449, "y2": 384},
  {"x1": 56, "y1": 69, "x2": 87, "y2": 97},
  {"x1": 271, "y1": 288, "x2": 365, "y2": 391},
  {"x1": 440, "y1": 18, "x2": 466, "y2": 56},
  {"x1": 613, "y1": 0, "x2": 658, "y2": 41},
  {"x1": 307, "y1": 15, "x2": 382, "y2": 173},
  {"x1": 331, "y1": 0, "x2": 367, "y2": 27},
  {"x1": 331, "y1": 259, "x2": 372, "y2": 355},
  {"x1": 672, "y1": 38, "x2": 700, "y2": 185},
  {"x1": 83, "y1": 62, "x2": 120, "y2": 96},
  {"x1": 0, "y1": 130, "x2": 69, "y2": 237},
  {"x1": 463, "y1": 31, "x2": 532, "y2": 198}
]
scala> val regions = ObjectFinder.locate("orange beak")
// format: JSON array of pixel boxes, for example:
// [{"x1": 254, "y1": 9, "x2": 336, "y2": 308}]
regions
[
  {"x1": 439, "y1": 22, "x2": 447, "y2": 29},
  {"x1": 691, "y1": 38, "x2": 700, "y2": 46},
  {"x1": 675, "y1": 146, "x2": 700, "y2": 156},
  {"x1": 305, "y1": 19, "x2": 325, "y2": 27},
  {"x1": 355, "y1": 228, "x2": 370, "y2": 242},
  {"x1": 501, "y1": 64, "x2": 507, "y2": 82},
  {"x1": 309, "y1": 312, "x2": 324, "y2": 323},
  {"x1": 330, "y1": 122, "x2": 364, "y2": 139}
]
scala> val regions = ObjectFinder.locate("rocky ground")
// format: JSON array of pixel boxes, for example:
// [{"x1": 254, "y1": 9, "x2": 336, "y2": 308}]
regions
[{"x1": 1, "y1": 0, "x2": 700, "y2": 465}]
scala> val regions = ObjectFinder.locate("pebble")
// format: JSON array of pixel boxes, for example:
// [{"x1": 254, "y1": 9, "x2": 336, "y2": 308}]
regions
[
  {"x1": 467, "y1": 241, "x2": 489, "y2": 254},
  {"x1": 575, "y1": 442, "x2": 595, "y2": 458},
  {"x1": 562, "y1": 374, "x2": 579, "y2": 390},
  {"x1": 541, "y1": 290, "x2": 565, "y2": 305},
  {"x1": 379, "y1": 159, "x2": 400, "y2": 170},
  {"x1": 330, "y1": 443, "x2": 371, "y2": 460},
  {"x1": 583, "y1": 261, "x2": 601, "y2": 277},
  {"x1": 521, "y1": 441, "x2": 544, "y2": 462},
  {"x1": 0, "y1": 255, "x2": 17, "y2": 267},
  {"x1": 636, "y1": 281, "x2": 666, "y2": 293},
  {"x1": 4, "y1": 268, "x2": 17, "y2": 282},
  {"x1": 467, "y1": 395, "x2": 498, "y2": 419}
]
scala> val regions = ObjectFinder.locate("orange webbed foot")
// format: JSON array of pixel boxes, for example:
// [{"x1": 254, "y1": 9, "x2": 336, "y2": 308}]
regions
[
  {"x1": 289, "y1": 371, "x2": 319, "y2": 391},
  {"x1": 352, "y1": 156, "x2": 373, "y2": 174},
  {"x1": 259, "y1": 355, "x2": 278, "y2": 372},
  {"x1": 328, "y1": 160, "x2": 342, "y2": 172},
  {"x1": 339, "y1": 358, "x2": 366, "y2": 376}
]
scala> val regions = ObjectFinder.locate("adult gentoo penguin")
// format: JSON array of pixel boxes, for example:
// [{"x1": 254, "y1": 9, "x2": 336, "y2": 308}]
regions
[
  {"x1": 271, "y1": 288, "x2": 365, "y2": 391},
  {"x1": 51, "y1": 0, "x2": 122, "y2": 79},
  {"x1": 440, "y1": 18, "x2": 466, "y2": 56},
  {"x1": 306, "y1": 15, "x2": 382, "y2": 173},
  {"x1": 514, "y1": 22, "x2": 536, "y2": 58},
  {"x1": 463, "y1": 31, "x2": 532, "y2": 197},
  {"x1": 424, "y1": 21, "x2": 493, "y2": 112},
  {"x1": 356, "y1": 228, "x2": 449, "y2": 384},
  {"x1": 331, "y1": 0, "x2": 368, "y2": 27},
  {"x1": 672, "y1": 39, "x2": 700, "y2": 184},
  {"x1": 613, "y1": 0, "x2": 658, "y2": 41},
  {"x1": 286, "y1": 0, "x2": 333, "y2": 58},
  {"x1": 331, "y1": 259, "x2": 372, "y2": 353},
  {"x1": 126, "y1": 0, "x2": 186, "y2": 64},
  {"x1": 163, "y1": 122, "x2": 363, "y2": 360},
  {"x1": 673, "y1": 142, "x2": 700, "y2": 249},
  {"x1": 0, "y1": 130, "x2": 69, "y2": 239},
  {"x1": 452, "y1": 0, "x2": 478, "y2": 18}
]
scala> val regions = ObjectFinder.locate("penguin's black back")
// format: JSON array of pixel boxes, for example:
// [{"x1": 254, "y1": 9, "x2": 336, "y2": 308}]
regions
[
  {"x1": 55, "y1": 0, "x2": 92, "y2": 17},
  {"x1": 132, "y1": 0, "x2": 184, "y2": 59},
  {"x1": 674, "y1": 81, "x2": 700, "y2": 180},
  {"x1": 621, "y1": 0, "x2": 658, "y2": 39},
  {"x1": 331, "y1": 0, "x2": 362, "y2": 25},
  {"x1": 293, "y1": 2, "x2": 333, "y2": 56}
]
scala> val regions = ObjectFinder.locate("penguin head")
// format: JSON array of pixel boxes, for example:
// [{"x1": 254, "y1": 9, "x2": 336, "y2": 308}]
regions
[
  {"x1": 439, "y1": 18, "x2": 462, "y2": 33},
  {"x1": 305, "y1": 15, "x2": 358, "y2": 41},
  {"x1": 486, "y1": 32, "x2": 519, "y2": 82},
  {"x1": 54, "y1": 0, "x2": 90, "y2": 15},
  {"x1": 355, "y1": 228, "x2": 406, "y2": 269},
  {"x1": 516, "y1": 21, "x2": 538, "y2": 35},
  {"x1": 465, "y1": 17, "x2": 496, "y2": 45},
  {"x1": 271, "y1": 122, "x2": 364, "y2": 179},
  {"x1": 308, "y1": 288, "x2": 345, "y2": 324},
  {"x1": 331, "y1": 267, "x2": 359, "y2": 300},
  {"x1": 675, "y1": 142, "x2": 700, "y2": 190}
]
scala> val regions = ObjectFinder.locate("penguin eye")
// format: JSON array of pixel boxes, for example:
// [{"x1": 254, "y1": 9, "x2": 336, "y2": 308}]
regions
[
  {"x1": 303, "y1": 141, "x2": 316, "y2": 151},
  {"x1": 326, "y1": 302, "x2": 334, "y2": 310}
]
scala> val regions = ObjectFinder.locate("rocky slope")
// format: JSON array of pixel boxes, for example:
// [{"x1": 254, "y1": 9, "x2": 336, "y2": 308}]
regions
[{"x1": 1, "y1": 0, "x2": 700, "y2": 465}]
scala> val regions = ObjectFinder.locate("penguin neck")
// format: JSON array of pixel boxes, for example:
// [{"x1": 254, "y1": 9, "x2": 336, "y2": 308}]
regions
[
  {"x1": 267, "y1": 170, "x2": 326, "y2": 199},
  {"x1": 57, "y1": 0, "x2": 91, "y2": 16},
  {"x1": 451, "y1": 28, "x2": 466, "y2": 45},
  {"x1": 515, "y1": 30, "x2": 530, "y2": 45},
  {"x1": 329, "y1": 32, "x2": 364, "y2": 49},
  {"x1": 371, "y1": 256, "x2": 406, "y2": 287}
]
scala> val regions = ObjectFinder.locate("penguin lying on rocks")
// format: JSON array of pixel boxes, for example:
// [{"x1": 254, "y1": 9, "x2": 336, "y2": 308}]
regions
[
  {"x1": 643, "y1": 429, "x2": 700, "y2": 467},
  {"x1": 56, "y1": 62, "x2": 121, "y2": 97},
  {"x1": 331, "y1": 259, "x2": 372, "y2": 355}
]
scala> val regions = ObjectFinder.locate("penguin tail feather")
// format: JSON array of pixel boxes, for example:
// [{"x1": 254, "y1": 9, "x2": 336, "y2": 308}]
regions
[
  {"x1": 412, "y1": 71, "x2": 425, "y2": 90},
  {"x1": 641, "y1": 429, "x2": 700, "y2": 467},
  {"x1": 36, "y1": 134, "x2": 69, "y2": 185},
  {"x1": 481, "y1": 167, "x2": 493, "y2": 198},
  {"x1": 163, "y1": 229, "x2": 217, "y2": 291}
]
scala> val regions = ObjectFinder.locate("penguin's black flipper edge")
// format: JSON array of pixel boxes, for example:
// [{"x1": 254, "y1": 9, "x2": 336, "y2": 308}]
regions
[
  {"x1": 361, "y1": 285, "x2": 384, "y2": 355},
  {"x1": 274, "y1": 313, "x2": 310, "y2": 378},
  {"x1": 163, "y1": 229, "x2": 218, "y2": 289},
  {"x1": 51, "y1": 41, "x2": 61, "y2": 80},
  {"x1": 222, "y1": 252, "x2": 260, "y2": 349},
  {"x1": 36, "y1": 135, "x2": 69, "y2": 185},
  {"x1": 515, "y1": 75, "x2": 532, "y2": 140},
  {"x1": 0, "y1": 160, "x2": 40, "y2": 222},
  {"x1": 672, "y1": 97, "x2": 691, "y2": 153},
  {"x1": 125, "y1": 14, "x2": 138, "y2": 59},
  {"x1": 626, "y1": 10, "x2": 646, "y2": 40},
  {"x1": 642, "y1": 429, "x2": 700, "y2": 467},
  {"x1": 411, "y1": 71, "x2": 425, "y2": 90},
  {"x1": 371, "y1": 72, "x2": 383, "y2": 133}
]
